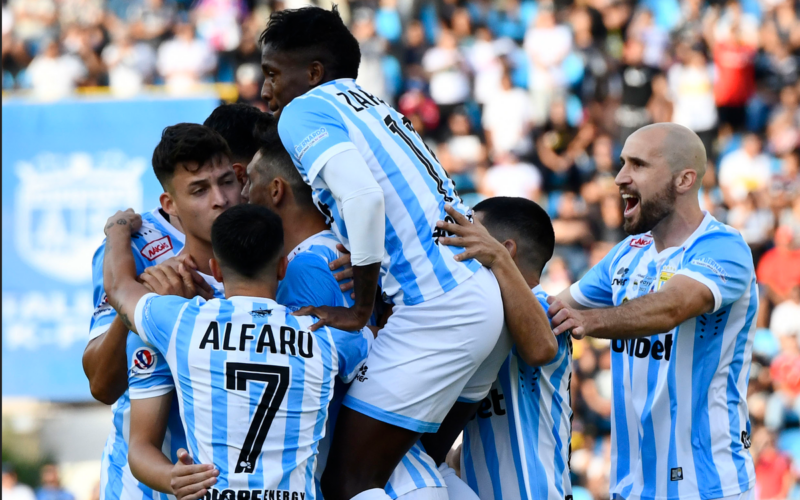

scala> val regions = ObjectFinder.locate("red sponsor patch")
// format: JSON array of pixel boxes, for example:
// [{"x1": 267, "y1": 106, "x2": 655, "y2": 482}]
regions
[
  {"x1": 629, "y1": 236, "x2": 652, "y2": 248},
  {"x1": 141, "y1": 235, "x2": 173, "y2": 261}
]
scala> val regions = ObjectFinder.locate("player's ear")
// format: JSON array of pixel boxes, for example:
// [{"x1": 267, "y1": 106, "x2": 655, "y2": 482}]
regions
[
  {"x1": 160, "y1": 192, "x2": 177, "y2": 218},
  {"x1": 503, "y1": 239, "x2": 517, "y2": 259},
  {"x1": 308, "y1": 61, "x2": 325, "y2": 87},
  {"x1": 276, "y1": 255, "x2": 288, "y2": 282},
  {"x1": 675, "y1": 169, "x2": 697, "y2": 194},
  {"x1": 210, "y1": 258, "x2": 224, "y2": 283},
  {"x1": 232, "y1": 163, "x2": 246, "y2": 187},
  {"x1": 271, "y1": 178, "x2": 285, "y2": 207}
]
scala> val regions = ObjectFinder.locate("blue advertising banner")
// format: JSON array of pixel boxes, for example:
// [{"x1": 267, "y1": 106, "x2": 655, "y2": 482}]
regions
[{"x1": 2, "y1": 95, "x2": 221, "y2": 401}]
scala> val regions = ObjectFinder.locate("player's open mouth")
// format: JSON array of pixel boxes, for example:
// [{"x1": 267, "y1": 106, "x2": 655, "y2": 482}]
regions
[{"x1": 622, "y1": 194, "x2": 640, "y2": 217}]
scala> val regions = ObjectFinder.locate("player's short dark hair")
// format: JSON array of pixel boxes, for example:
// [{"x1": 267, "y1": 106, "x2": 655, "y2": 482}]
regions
[
  {"x1": 151, "y1": 123, "x2": 232, "y2": 190},
  {"x1": 211, "y1": 204, "x2": 284, "y2": 279},
  {"x1": 259, "y1": 6, "x2": 360, "y2": 80},
  {"x1": 473, "y1": 197, "x2": 555, "y2": 275},
  {"x1": 253, "y1": 123, "x2": 315, "y2": 208},
  {"x1": 203, "y1": 104, "x2": 273, "y2": 164}
]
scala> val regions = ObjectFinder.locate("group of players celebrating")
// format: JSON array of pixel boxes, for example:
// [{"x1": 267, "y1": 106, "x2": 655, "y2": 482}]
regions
[{"x1": 83, "y1": 6, "x2": 759, "y2": 500}]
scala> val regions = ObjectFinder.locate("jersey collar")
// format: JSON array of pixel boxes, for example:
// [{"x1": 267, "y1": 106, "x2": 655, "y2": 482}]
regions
[
  {"x1": 287, "y1": 230, "x2": 338, "y2": 263},
  {"x1": 149, "y1": 207, "x2": 186, "y2": 245}
]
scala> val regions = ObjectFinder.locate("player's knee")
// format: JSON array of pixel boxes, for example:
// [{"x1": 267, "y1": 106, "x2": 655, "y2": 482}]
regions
[{"x1": 321, "y1": 468, "x2": 384, "y2": 500}]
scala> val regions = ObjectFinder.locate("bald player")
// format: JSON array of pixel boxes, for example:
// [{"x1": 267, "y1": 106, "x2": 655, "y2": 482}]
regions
[{"x1": 548, "y1": 123, "x2": 757, "y2": 500}]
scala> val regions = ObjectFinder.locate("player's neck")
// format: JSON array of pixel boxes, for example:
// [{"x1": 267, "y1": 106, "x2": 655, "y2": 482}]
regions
[
  {"x1": 650, "y1": 202, "x2": 705, "y2": 253},
  {"x1": 223, "y1": 281, "x2": 279, "y2": 301},
  {"x1": 183, "y1": 234, "x2": 215, "y2": 275},
  {"x1": 282, "y1": 207, "x2": 330, "y2": 255}
]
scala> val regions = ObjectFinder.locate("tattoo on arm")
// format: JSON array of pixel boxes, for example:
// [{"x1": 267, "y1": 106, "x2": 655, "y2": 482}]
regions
[{"x1": 119, "y1": 312, "x2": 133, "y2": 331}]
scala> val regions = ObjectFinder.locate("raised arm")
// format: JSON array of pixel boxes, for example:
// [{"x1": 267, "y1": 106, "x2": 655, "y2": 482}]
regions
[
  {"x1": 548, "y1": 275, "x2": 714, "y2": 339},
  {"x1": 83, "y1": 316, "x2": 130, "y2": 404},
  {"x1": 102, "y1": 210, "x2": 152, "y2": 334},
  {"x1": 438, "y1": 205, "x2": 557, "y2": 366}
]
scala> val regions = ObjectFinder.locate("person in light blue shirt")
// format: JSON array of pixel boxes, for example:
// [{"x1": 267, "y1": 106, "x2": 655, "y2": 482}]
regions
[
  {"x1": 548, "y1": 123, "x2": 756, "y2": 500},
  {"x1": 102, "y1": 203, "x2": 372, "y2": 498}
]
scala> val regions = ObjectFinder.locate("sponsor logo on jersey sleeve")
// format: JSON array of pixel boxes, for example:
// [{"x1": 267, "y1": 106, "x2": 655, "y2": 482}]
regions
[
  {"x1": 294, "y1": 127, "x2": 329, "y2": 161},
  {"x1": 629, "y1": 236, "x2": 653, "y2": 248},
  {"x1": 690, "y1": 257, "x2": 729, "y2": 282},
  {"x1": 131, "y1": 347, "x2": 157, "y2": 376},
  {"x1": 141, "y1": 235, "x2": 173, "y2": 261}
]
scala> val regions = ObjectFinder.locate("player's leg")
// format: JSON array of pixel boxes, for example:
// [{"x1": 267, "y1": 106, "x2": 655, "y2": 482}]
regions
[
  {"x1": 321, "y1": 407, "x2": 420, "y2": 499},
  {"x1": 419, "y1": 401, "x2": 479, "y2": 465},
  {"x1": 395, "y1": 486, "x2": 450, "y2": 500},
  {"x1": 325, "y1": 268, "x2": 504, "y2": 500},
  {"x1": 438, "y1": 463, "x2": 480, "y2": 500}
]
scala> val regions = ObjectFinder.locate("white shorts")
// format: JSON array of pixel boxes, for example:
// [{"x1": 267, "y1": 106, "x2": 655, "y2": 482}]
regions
[
  {"x1": 459, "y1": 322, "x2": 512, "y2": 403},
  {"x1": 343, "y1": 267, "x2": 505, "y2": 432},
  {"x1": 395, "y1": 487, "x2": 449, "y2": 500}
]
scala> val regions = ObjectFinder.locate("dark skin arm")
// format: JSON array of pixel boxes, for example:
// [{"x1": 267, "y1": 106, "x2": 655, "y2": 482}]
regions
[
  {"x1": 293, "y1": 262, "x2": 380, "y2": 332},
  {"x1": 437, "y1": 205, "x2": 558, "y2": 366},
  {"x1": 548, "y1": 275, "x2": 715, "y2": 339},
  {"x1": 83, "y1": 316, "x2": 129, "y2": 404}
]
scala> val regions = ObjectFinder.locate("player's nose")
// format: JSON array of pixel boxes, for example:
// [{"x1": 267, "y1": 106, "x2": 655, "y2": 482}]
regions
[{"x1": 261, "y1": 80, "x2": 273, "y2": 101}]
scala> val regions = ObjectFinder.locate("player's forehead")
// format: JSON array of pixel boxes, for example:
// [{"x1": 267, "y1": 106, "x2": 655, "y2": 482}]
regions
[
  {"x1": 620, "y1": 129, "x2": 665, "y2": 164},
  {"x1": 173, "y1": 155, "x2": 234, "y2": 184},
  {"x1": 261, "y1": 43, "x2": 296, "y2": 69}
]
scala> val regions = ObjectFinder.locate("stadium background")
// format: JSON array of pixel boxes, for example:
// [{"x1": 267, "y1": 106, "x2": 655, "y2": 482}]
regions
[{"x1": 2, "y1": 0, "x2": 799, "y2": 498}]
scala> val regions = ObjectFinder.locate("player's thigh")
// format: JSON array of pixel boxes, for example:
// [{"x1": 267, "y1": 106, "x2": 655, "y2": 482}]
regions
[
  {"x1": 345, "y1": 267, "x2": 505, "y2": 430},
  {"x1": 322, "y1": 405, "x2": 421, "y2": 492},
  {"x1": 420, "y1": 401, "x2": 479, "y2": 466},
  {"x1": 395, "y1": 487, "x2": 449, "y2": 500}
]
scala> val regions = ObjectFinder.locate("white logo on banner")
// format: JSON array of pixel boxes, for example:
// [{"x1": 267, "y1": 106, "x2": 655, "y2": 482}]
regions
[{"x1": 14, "y1": 151, "x2": 146, "y2": 283}]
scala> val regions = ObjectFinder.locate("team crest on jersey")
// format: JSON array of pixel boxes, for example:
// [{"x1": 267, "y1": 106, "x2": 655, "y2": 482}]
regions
[
  {"x1": 629, "y1": 236, "x2": 653, "y2": 248},
  {"x1": 141, "y1": 235, "x2": 173, "y2": 261},
  {"x1": 131, "y1": 347, "x2": 157, "y2": 376},
  {"x1": 14, "y1": 151, "x2": 145, "y2": 283},
  {"x1": 657, "y1": 266, "x2": 676, "y2": 290}
]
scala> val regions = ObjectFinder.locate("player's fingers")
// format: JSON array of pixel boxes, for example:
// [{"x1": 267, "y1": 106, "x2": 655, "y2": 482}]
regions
[
  {"x1": 177, "y1": 264, "x2": 197, "y2": 295},
  {"x1": 335, "y1": 243, "x2": 350, "y2": 254},
  {"x1": 438, "y1": 236, "x2": 467, "y2": 247},
  {"x1": 292, "y1": 306, "x2": 318, "y2": 317},
  {"x1": 339, "y1": 281, "x2": 354, "y2": 293},
  {"x1": 329, "y1": 253, "x2": 352, "y2": 271},
  {"x1": 546, "y1": 295, "x2": 556, "y2": 305},
  {"x1": 174, "y1": 469, "x2": 219, "y2": 487},
  {"x1": 161, "y1": 266, "x2": 185, "y2": 291},
  {"x1": 444, "y1": 204, "x2": 471, "y2": 226},
  {"x1": 552, "y1": 318, "x2": 576, "y2": 336},
  {"x1": 453, "y1": 249, "x2": 479, "y2": 262},
  {"x1": 333, "y1": 267, "x2": 353, "y2": 282},
  {"x1": 547, "y1": 299, "x2": 565, "y2": 318},
  {"x1": 550, "y1": 309, "x2": 570, "y2": 328},
  {"x1": 173, "y1": 464, "x2": 215, "y2": 478},
  {"x1": 435, "y1": 219, "x2": 464, "y2": 235},
  {"x1": 177, "y1": 448, "x2": 193, "y2": 464},
  {"x1": 571, "y1": 326, "x2": 585, "y2": 339},
  {"x1": 140, "y1": 273, "x2": 161, "y2": 293},
  {"x1": 189, "y1": 268, "x2": 215, "y2": 299}
]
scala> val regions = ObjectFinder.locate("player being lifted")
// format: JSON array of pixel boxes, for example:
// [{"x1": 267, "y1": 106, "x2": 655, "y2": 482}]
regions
[
  {"x1": 102, "y1": 203, "x2": 373, "y2": 498},
  {"x1": 259, "y1": 6, "x2": 550, "y2": 499},
  {"x1": 549, "y1": 123, "x2": 756, "y2": 500}
]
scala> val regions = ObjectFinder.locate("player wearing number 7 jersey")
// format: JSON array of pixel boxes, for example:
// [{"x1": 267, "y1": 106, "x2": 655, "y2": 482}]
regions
[{"x1": 102, "y1": 204, "x2": 372, "y2": 499}]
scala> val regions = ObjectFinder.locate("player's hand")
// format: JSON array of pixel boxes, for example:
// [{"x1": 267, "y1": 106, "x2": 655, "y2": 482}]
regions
[
  {"x1": 436, "y1": 205, "x2": 508, "y2": 268},
  {"x1": 547, "y1": 296, "x2": 587, "y2": 339},
  {"x1": 329, "y1": 244, "x2": 355, "y2": 298},
  {"x1": 292, "y1": 305, "x2": 367, "y2": 332},
  {"x1": 170, "y1": 449, "x2": 218, "y2": 500},
  {"x1": 104, "y1": 209, "x2": 142, "y2": 236},
  {"x1": 155, "y1": 256, "x2": 215, "y2": 300},
  {"x1": 140, "y1": 264, "x2": 210, "y2": 299}
]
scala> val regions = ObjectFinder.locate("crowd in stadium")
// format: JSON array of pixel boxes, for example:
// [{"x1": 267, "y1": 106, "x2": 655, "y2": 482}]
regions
[{"x1": 3, "y1": 0, "x2": 800, "y2": 498}]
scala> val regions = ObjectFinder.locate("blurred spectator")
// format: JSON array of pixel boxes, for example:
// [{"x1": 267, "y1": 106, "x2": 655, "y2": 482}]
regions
[
  {"x1": 480, "y1": 151, "x2": 541, "y2": 200},
  {"x1": 482, "y1": 70, "x2": 531, "y2": 157},
  {"x1": 615, "y1": 38, "x2": 659, "y2": 143},
  {"x1": 752, "y1": 427, "x2": 795, "y2": 499},
  {"x1": 193, "y1": 0, "x2": 244, "y2": 53},
  {"x1": 443, "y1": 109, "x2": 486, "y2": 180},
  {"x1": 628, "y1": 9, "x2": 669, "y2": 68},
  {"x1": 771, "y1": 284, "x2": 800, "y2": 341},
  {"x1": 668, "y1": 43, "x2": 717, "y2": 154},
  {"x1": 102, "y1": 30, "x2": 156, "y2": 97},
  {"x1": 718, "y1": 133, "x2": 773, "y2": 203},
  {"x1": 156, "y1": 21, "x2": 216, "y2": 95},
  {"x1": 757, "y1": 225, "x2": 800, "y2": 309},
  {"x1": 125, "y1": 0, "x2": 177, "y2": 47},
  {"x1": 422, "y1": 27, "x2": 471, "y2": 134},
  {"x1": 8, "y1": 0, "x2": 56, "y2": 49},
  {"x1": 727, "y1": 192, "x2": 775, "y2": 253},
  {"x1": 27, "y1": 38, "x2": 86, "y2": 101},
  {"x1": 2, "y1": 464, "x2": 35, "y2": 500},
  {"x1": 524, "y1": 2, "x2": 573, "y2": 124},
  {"x1": 35, "y1": 463, "x2": 74, "y2": 500},
  {"x1": 234, "y1": 63, "x2": 267, "y2": 112},
  {"x1": 710, "y1": 10, "x2": 757, "y2": 131},
  {"x1": 352, "y1": 9, "x2": 390, "y2": 105}
]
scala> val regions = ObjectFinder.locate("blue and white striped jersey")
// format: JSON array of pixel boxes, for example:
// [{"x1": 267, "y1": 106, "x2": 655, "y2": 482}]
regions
[
  {"x1": 90, "y1": 208, "x2": 185, "y2": 500},
  {"x1": 133, "y1": 293, "x2": 372, "y2": 498},
  {"x1": 277, "y1": 231, "x2": 445, "y2": 499},
  {"x1": 462, "y1": 287, "x2": 573, "y2": 500},
  {"x1": 278, "y1": 79, "x2": 481, "y2": 306},
  {"x1": 570, "y1": 212, "x2": 757, "y2": 500}
]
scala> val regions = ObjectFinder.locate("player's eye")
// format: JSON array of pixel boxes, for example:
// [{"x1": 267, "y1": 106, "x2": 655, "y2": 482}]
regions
[{"x1": 192, "y1": 187, "x2": 207, "y2": 195}]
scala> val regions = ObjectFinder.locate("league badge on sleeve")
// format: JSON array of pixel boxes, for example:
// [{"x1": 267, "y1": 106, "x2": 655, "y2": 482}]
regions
[{"x1": 131, "y1": 347, "x2": 157, "y2": 376}]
